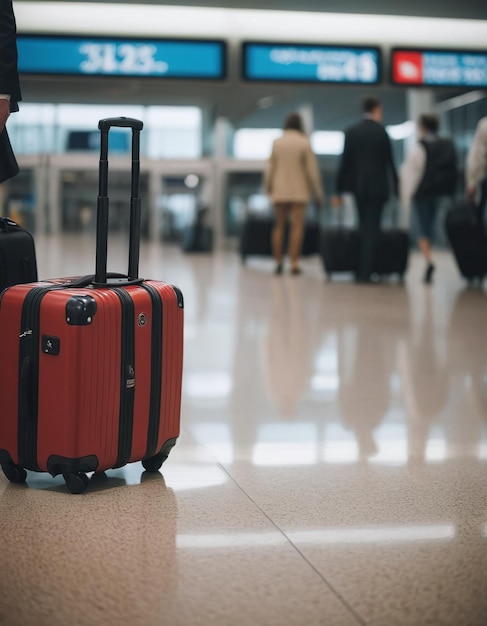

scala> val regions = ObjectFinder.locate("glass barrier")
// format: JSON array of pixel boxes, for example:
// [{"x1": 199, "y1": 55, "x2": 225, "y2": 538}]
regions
[
  {"x1": 59, "y1": 169, "x2": 150, "y2": 236},
  {"x1": 159, "y1": 174, "x2": 208, "y2": 243}
]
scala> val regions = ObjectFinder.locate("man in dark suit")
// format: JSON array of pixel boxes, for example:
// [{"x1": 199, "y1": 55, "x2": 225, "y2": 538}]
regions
[
  {"x1": 336, "y1": 96, "x2": 398, "y2": 283},
  {"x1": 0, "y1": 0, "x2": 21, "y2": 183}
]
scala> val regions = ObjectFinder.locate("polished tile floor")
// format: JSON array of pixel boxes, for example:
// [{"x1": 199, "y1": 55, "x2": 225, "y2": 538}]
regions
[{"x1": 1, "y1": 236, "x2": 487, "y2": 626}]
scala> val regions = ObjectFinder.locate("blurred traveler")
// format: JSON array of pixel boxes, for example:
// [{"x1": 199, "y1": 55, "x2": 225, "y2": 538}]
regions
[
  {"x1": 0, "y1": 0, "x2": 21, "y2": 183},
  {"x1": 466, "y1": 116, "x2": 487, "y2": 207},
  {"x1": 265, "y1": 112, "x2": 323, "y2": 275},
  {"x1": 400, "y1": 114, "x2": 457, "y2": 284},
  {"x1": 335, "y1": 96, "x2": 398, "y2": 283}
]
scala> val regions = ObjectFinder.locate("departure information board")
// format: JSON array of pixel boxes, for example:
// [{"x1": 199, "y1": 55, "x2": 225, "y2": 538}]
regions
[
  {"x1": 17, "y1": 35, "x2": 226, "y2": 79},
  {"x1": 243, "y1": 42, "x2": 381, "y2": 84},
  {"x1": 391, "y1": 48, "x2": 487, "y2": 87}
]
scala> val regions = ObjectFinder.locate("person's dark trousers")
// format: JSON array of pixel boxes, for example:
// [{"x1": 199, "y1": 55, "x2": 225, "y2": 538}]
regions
[{"x1": 355, "y1": 197, "x2": 385, "y2": 281}]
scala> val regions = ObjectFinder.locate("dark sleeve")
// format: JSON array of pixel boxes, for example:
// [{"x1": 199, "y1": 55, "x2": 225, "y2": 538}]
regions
[
  {"x1": 384, "y1": 131, "x2": 398, "y2": 196},
  {"x1": 0, "y1": 0, "x2": 21, "y2": 110},
  {"x1": 336, "y1": 130, "x2": 351, "y2": 194}
]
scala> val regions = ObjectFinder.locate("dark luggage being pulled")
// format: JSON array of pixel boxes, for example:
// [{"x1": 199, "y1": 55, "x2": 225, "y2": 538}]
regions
[
  {"x1": 445, "y1": 199, "x2": 487, "y2": 282},
  {"x1": 240, "y1": 215, "x2": 320, "y2": 263},
  {"x1": 321, "y1": 201, "x2": 409, "y2": 281},
  {"x1": 0, "y1": 218, "x2": 37, "y2": 291}
]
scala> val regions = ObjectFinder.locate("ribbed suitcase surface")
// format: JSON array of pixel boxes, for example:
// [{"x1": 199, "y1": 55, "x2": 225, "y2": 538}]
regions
[{"x1": 0, "y1": 118, "x2": 184, "y2": 493}]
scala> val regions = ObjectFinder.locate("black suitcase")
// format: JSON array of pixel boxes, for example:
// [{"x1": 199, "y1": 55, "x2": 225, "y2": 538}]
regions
[
  {"x1": 445, "y1": 200, "x2": 487, "y2": 282},
  {"x1": 321, "y1": 228, "x2": 409, "y2": 280},
  {"x1": 182, "y1": 224, "x2": 213, "y2": 253},
  {"x1": 0, "y1": 218, "x2": 38, "y2": 291},
  {"x1": 374, "y1": 229, "x2": 409, "y2": 280},
  {"x1": 240, "y1": 217, "x2": 272, "y2": 262},
  {"x1": 321, "y1": 228, "x2": 360, "y2": 278},
  {"x1": 240, "y1": 216, "x2": 320, "y2": 263}
]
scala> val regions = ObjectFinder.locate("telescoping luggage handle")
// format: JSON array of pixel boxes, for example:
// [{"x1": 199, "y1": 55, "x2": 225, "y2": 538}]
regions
[{"x1": 94, "y1": 116, "x2": 144, "y2": 287}]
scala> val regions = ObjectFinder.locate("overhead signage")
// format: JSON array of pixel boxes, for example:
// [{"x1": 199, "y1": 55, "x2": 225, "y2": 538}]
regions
[
  {"x1": 243, "y1": 42, "x2": 381, "y2": 84},
  {"x1": 17, "y1": 35, "x2": 226, "y2": 80},
  {"x1": 391, "y1": 48, "x2": 487, "y2": 87}
]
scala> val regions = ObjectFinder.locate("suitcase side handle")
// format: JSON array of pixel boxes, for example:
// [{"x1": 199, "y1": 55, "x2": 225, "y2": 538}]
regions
[
  {"x1": 95, "y1": 117, "x2": 143, "y2": 286},
  {"x1": 0, "y1": 217, "x2": 20, "y2": 232}
]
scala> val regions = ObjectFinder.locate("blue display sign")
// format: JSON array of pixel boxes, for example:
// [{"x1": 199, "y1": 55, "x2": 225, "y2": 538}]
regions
[
  {"x1": 391, "y1": 48, "x2": 487, "y2": 87},
  {"x1": 243, "y1": 42, "x2": 381, "y2": 84},
  {"x1": 17, "y1": 35, "x2": 226, "y2": 79}
]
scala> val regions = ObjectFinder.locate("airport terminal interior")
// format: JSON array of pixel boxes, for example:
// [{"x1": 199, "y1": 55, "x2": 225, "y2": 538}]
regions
[{"x1": 1, "y1": 1, "x2": 487, "y2": 625}]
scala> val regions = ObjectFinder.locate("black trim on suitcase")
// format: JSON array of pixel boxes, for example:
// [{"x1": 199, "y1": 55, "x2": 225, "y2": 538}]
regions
[
  {"x1": 159, "y1": 437, "x2": 178, "y2": 461},
  {"x1": 171, "y1": 285, "x2": 184, "y2": 309},
  {"x1": 18, "y1": 286, "x2": 53, "y2": 471},
  {"x1": 47, "y1": 454, "x2": 99, "y2": 477},
  {"x1": 113, "y1": 288, "x2": 136, "y2": 468},
  {"x1": 141, "y1": 284, "x2": 163, "y2": 458}
]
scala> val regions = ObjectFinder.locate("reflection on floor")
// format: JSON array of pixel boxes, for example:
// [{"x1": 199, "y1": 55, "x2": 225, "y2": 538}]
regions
[{"x1": 1, "y1": 236, "x2": 487, "y2": 626}]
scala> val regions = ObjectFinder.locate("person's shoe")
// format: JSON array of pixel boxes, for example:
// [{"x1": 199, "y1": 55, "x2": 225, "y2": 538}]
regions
[
  {"x1": 290, "y1": 267, "x2": 302, "y2": 275},
  {"x1": 423, "y1": 263, "x2": 435, "y2": 284},
  {"x1": 274, "y1": 263, "x2": 283, "y2": 275}
]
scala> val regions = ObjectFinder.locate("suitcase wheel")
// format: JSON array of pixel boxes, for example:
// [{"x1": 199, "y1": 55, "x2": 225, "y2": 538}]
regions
[
  {"x1": 142, "y1": 452, "x2": 168, "y2": 473},
  {"x1": 1, "y1": 462, "x2": 27, "y2": 485},
  {"x1": 63, "y1": 472, "x2": 89, "y2": 495}
]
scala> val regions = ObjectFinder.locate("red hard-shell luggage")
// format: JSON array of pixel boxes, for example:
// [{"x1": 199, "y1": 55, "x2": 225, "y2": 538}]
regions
[{"x1": 0, "y1": 117, "x2": 184, "y2": 494}]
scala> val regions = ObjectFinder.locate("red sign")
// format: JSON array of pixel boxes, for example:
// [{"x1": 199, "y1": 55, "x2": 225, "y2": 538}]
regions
[{"x1": 392, "y1": 51, "x2": 423, "y2": 84}]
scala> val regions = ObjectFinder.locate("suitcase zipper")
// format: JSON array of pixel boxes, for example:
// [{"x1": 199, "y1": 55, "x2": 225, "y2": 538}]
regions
[
  {"x1": 141, "y1": 284, "x2": 163, "y2": 458},
  {"x1": 112, "y1": 288, "x2": 135, "y2": 468}
]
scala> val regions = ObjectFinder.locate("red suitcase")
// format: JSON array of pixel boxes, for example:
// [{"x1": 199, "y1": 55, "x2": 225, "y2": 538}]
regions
[{"x1": 0, "y1": 117, "x2": 184, "y2": 494}]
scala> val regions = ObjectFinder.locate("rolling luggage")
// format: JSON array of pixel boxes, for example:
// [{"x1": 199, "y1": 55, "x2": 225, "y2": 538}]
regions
[
  {"x1": 445, "y1": 200, "x2": 487, "y2": 282},
  {"x1": 240, "y1": 215, "x2": 320, "y2": 263},
  {"x1": 240, "y1": 216, "x2": 273, "y2": 262},
  {"x1": 374, "y1": 229, "x2": 409, "y2": 280},
  {"x1": 321, "y1": 228, "x2": 360, "y2": 278},
  {"x1": 0, "y1": 217, "x2": 38, "y2": 291},
  {"x1": 181, "y1": 205, "x2": 213, "y2": 253},
  {"x1": 321, "y1": 204, "x2": 409, "y2": 281},
  {"x1": 0, "y1": 117, "x2": 184, "y2": 494},
  {"x1": 181, "y1": 223, "x2": 213, "y2": 252}
]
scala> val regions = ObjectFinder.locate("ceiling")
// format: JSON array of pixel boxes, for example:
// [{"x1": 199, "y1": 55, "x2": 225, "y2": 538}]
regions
[
  {"x1": 15, "y1": 1, "x2": 487, "y2": 131},
  {"x1": 17, "y1": 0, "x2": 487, "y2": 20}
]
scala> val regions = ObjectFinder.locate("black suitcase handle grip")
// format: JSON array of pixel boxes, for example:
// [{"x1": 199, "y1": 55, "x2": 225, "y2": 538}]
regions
[
  {"x1": 69, "y1": 273, "x2": 144, "y2": 289},
  {"x1": 98, "y1": 117, "x2": 143, "y2": 132},
  {"x1": 95, "y1": 117, "x2": 143, "y2": 285},
  {"x1": 0, "y1": 217, "x2": 19, "y2": 232}
]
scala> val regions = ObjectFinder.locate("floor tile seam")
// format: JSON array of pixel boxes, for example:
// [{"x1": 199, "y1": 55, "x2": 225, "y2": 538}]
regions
[{"x1": 217, "y1": 462, "x2": 368, "y2": 626}]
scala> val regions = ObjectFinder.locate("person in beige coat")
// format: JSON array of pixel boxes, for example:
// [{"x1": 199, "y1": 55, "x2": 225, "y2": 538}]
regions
[{"x1": 265, "y1": 113, "x2": 324, "y2": 275}]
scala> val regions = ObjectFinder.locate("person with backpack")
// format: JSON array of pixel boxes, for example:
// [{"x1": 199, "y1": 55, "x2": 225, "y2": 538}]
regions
[{"x1": 400, "y1": 114, "x2": 457, "y2": 284}]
